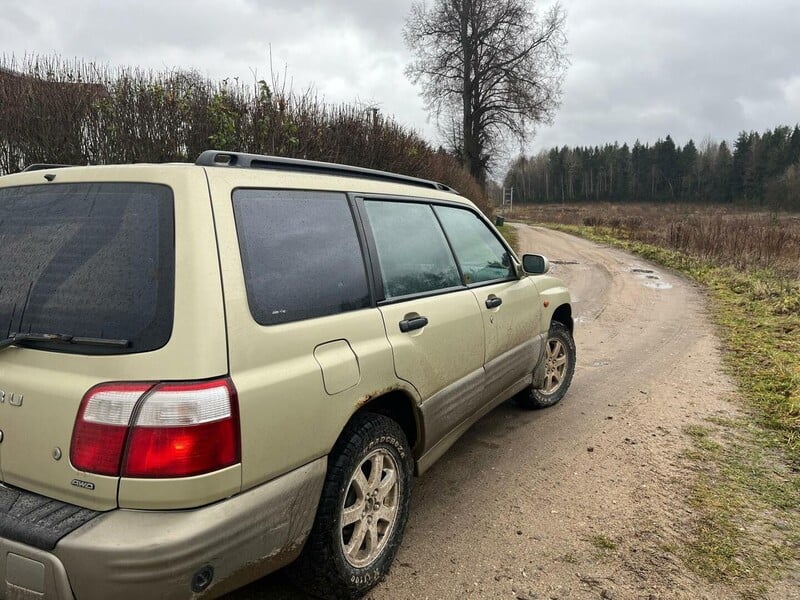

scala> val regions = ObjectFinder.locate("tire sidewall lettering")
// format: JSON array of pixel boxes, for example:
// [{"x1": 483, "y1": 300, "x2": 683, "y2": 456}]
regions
[
  {"x1": 366, "y1": 434, "x2": 407, "y2": 460},
  {"x1": 349, "y1": 569, "x2": 380, "y2": 585}
]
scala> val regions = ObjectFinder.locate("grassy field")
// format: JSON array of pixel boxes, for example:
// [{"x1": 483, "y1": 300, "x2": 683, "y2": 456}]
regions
[
  {"x1": 508, "y1": 202, "x2": 799, "y2": 459},
  {"x1": 502, "y1": 203, "x2": 800, "y2": 594},
  {"x1": 512, "y1": 202, "x2": 800, "y2": 278}
]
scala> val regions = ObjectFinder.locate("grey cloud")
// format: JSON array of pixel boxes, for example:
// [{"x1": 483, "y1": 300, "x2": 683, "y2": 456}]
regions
[
  {"x1": 1, "y1": 0, "x2": 797, "y2": 159},
  {"x1": 533, "y1": 0, "x2": 800, "y2": 151}
]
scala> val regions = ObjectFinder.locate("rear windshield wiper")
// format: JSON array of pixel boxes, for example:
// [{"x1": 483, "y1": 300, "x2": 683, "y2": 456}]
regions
[{"x1": 0, "y1": 332, "x2": 130, "y2": 351}]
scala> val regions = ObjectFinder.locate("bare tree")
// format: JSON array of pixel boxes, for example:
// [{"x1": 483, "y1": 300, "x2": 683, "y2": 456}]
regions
[{"x1": 404, "y1": 0, "x2": 567, "y2": 184}]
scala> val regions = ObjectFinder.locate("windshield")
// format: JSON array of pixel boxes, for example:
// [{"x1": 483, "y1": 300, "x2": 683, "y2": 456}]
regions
[{"x1": 0, "y1": 182, "x2": 174, "y2": 354}]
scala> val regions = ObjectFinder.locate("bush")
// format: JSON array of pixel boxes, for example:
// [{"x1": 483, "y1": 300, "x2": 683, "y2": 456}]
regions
[{"x1": 0, "y1": 54, "x2": 490, "y2": 214}]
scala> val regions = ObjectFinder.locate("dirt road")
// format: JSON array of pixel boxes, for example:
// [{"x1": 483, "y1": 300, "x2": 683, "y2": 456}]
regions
[{"x1": 230, "y1": 225, "x2": 749, "y2": 599}]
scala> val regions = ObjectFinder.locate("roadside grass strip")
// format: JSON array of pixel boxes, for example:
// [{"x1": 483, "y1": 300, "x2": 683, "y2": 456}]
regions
[
  {"x1": 496, "y1": 223, "x2": 519, "y2": 255},
  {"x1": 524, "y1": 223, "x2": 800, "y2": 592}
]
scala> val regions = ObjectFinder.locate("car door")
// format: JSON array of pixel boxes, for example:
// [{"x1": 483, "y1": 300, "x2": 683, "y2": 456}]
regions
[
  {"x1": 212, "y1": 184, "x2": 397, "y2": 490},
  {"x1": 433, "y1": 205, "x2": 543, "y2": 400},
  {"x1": 360, "y1": 198, "x2": 486, "y2": 453}
]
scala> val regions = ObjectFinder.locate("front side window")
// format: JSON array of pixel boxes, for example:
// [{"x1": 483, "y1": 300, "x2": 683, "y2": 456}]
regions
[
  {"x1": 434, "y1": 206, "x2": 514, "y2": 285},
  {"x1": 233, "y1": 190, "x2": 370, "y2": 325},
  {"x1": 0, "y1": 182, "x2": 174, "y2": 354},
  {"x1": 363, "y1": 200, "x2": 462, "y2": 299}
]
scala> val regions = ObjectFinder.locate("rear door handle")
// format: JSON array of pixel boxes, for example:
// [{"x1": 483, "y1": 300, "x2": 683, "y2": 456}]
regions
[
  {"x1": 399, "y1": 316, "x2": 429, "y2": 333},
  {"x1": 485, "y1": 296, "x2": 503, "y2": 309}
]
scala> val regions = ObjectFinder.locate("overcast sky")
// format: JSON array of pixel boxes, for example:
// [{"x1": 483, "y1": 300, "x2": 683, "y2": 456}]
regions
[{"x1": 2, "y1": 0, "x2": 799, "y2": 162}]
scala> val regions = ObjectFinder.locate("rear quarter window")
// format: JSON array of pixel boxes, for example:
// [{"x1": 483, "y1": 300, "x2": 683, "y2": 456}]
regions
[{"x1": 232, "y1": 189, "x2": 371, "y2": 325}]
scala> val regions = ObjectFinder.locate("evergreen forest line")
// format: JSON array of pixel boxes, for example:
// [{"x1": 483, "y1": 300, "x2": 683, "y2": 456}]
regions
[{"x1": 504, "y1": 126, "x2": 800, "y2": 209}]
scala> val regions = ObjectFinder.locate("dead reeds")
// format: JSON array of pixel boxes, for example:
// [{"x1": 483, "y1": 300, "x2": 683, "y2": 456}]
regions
[{"x1": 513, "y1": 203, "x2": 800, "y2": 277}]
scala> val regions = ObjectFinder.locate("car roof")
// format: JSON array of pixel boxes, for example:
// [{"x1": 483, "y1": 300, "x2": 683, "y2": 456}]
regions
[{"x1": 4, "y1": 151, "x2": 472, "y2": 207}]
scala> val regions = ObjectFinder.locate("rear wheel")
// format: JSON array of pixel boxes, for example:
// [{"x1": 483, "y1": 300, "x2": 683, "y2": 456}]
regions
[
  {"x1": 518, "y1": 321, "x2": 576, "y2": 409},
  {"x1": 292, "y1": 413, "x2": 413, "y2": 599}
]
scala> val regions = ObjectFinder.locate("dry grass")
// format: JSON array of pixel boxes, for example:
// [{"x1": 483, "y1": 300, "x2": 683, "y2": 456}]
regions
[
  {"x1": 510, "y1": 203, "x2": 800, "y2": 278},
  {"x1": 518, "y1": 206, "x2": 799, "y2": 459},
  {"x1": 508, "y1": 204, "x2": 800, "y2": 592}
]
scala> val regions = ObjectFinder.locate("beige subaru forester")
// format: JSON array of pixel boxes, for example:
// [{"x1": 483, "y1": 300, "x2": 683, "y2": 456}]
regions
[{"x1": 0, "y1": 151, "x2": 574, "y2": 600}]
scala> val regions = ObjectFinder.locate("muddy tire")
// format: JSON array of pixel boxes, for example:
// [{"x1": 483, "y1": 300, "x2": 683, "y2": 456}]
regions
[
  {"x1": 291, "y1": 413, "x2": 413, "y2": 599},
  {"x1": 518, "y1": 321, "x2": 576, "y2": 409}
]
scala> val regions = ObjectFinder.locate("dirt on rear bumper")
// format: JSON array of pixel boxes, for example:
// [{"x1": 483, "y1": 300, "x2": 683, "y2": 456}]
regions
[{"x1": 0, "y1": 459, "x2": 325, "y2": 600}]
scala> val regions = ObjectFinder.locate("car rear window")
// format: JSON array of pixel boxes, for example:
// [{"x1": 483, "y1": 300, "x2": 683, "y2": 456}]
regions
[{"x1": 0, "y1": 182, "x2": 174, "y2": 354}]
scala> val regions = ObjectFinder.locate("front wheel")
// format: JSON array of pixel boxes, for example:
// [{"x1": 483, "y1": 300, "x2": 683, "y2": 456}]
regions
[
  {"x1": 518, "y1": 321, "x2": 576, "y2": 409},
  {"x1": 291, "y1": 413, "x2": 413, "y2": 599}
]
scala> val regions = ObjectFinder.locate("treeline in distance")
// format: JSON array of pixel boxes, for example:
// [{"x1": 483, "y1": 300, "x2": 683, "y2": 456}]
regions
[{"x1": 504, "y1": 126, "x2": 800, "y2": 209}]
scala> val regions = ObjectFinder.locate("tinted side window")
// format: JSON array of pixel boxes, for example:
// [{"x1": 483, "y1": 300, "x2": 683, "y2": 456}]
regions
[
  {"x1": 434, "y1": 206, "x2": 514, "y2": 284},
  {"x1": 364, "y1": 200, "x2": 461, "y2": 299},
  {"x1": 233, "y1": 190, "x2": 370, "y2": 325}
]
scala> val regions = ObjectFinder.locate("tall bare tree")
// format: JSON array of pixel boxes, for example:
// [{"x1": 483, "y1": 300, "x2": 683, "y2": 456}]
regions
[{"x1": 404, "y1": 0, "x2": 567, "y2": 184}]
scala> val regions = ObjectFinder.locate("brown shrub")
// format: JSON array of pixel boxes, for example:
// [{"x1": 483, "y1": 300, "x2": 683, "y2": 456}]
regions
[{"x1": 0, "y1": 55, "x2": 490, "y2": 214}]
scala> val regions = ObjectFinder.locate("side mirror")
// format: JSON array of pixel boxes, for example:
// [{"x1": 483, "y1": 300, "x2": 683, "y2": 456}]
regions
[{"x1": 522, "y1": 254, "x2": 549, "y2": 275}]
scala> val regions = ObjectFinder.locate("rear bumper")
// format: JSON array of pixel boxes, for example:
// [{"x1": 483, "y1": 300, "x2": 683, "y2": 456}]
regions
[
  {"x1": 0, "y1": 537, "x2": 74, "y2": 599},
  {"x1": 1, "y1": 458, "x2": 326, "y2": 599}
]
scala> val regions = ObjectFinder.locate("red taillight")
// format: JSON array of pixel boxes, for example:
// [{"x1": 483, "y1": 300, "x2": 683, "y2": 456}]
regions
[
  {"x1": 70, "y1": 383, "x2": 154, "y2": 476},
  {"x1": 123, "y1": 379, "x2": 240, "y2": 478},
  {"x1": 70, "y1": 378, "x2": 240, "y2": 478}
]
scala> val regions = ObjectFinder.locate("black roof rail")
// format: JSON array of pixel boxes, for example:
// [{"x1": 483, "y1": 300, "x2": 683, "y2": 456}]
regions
[
  {"x1": 195, "y1": 150, "x2": 457, "y2": 193},
  {"x1": 22, "y1": 163, "x2": 72, "y2": 172}
]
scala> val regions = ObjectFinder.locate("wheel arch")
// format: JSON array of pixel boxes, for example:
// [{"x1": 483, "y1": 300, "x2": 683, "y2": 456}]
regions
[
  {"x1": 552, "y1": 303, "x2": 573, "y2": 333},
  {"x1": 350, "y1": 390, "x2": 422, "y2": 458}
]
